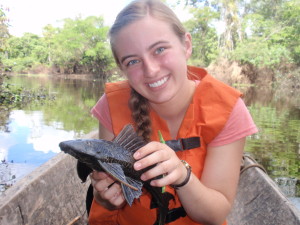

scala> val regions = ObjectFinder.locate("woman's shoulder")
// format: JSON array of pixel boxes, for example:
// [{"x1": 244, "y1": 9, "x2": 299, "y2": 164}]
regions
[{"x1": 208, "y1": 98, "x2": 258, "y2": 147}]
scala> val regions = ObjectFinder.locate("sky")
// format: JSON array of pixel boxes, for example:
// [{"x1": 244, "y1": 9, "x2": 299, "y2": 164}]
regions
[{"x1": 1, "y1": 0, "x2": 190, "y2": 37}]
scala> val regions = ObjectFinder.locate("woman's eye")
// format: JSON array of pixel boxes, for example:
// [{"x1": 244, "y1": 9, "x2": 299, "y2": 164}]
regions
[
  {"x1": 155, "y1": 47, "x2": 165, "y2": 54},
  {"x1": 127, "y1": 59, "x2": 139, "y2": 66}
]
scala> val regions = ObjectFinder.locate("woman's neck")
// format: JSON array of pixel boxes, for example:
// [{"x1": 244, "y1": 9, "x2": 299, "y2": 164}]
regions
[{"x1": 150, "y1": 79, "x2": 196, "y2": 138}]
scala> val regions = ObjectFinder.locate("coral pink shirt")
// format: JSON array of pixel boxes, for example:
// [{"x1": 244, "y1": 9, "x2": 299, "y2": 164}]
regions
[{"x1": 91, "y1": 94, "x2": 257, "y2": 147}]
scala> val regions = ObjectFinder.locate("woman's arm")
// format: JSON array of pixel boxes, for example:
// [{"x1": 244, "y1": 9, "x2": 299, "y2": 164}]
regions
[
  {"x1": 134, "y1": 137, "x2": 245, "y2": 225},
  {"x1": 177, "y1": 138, "x2": 244, "y2": 225}
]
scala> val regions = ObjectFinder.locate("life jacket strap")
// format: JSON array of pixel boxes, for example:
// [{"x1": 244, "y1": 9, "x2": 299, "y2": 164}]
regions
[
  {"x1": 166, "y1": 137, "x2": 201, "y2": 151},
  {"x1": 152, "y1": 206, "x2": 187, "y2": 225},
  {"x1": 165, "y1": 207, "x2": 187, "y2": 223}
]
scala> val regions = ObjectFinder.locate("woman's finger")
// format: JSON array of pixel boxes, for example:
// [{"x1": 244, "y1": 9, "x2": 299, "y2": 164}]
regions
[
  {"x1": 133, "y1": 142, "x2": 163, "y2": 160},
  {"x1": 134, "y1": 143, "x2": 173, "y2": 171},
  {"x1": 92, "y1": 173, "x2": 116, "y2": 192},
  {"x1": 101, "y1": 182, "x2": 120, "y2": 198},
  {"x1": 90, "y1": 171, "x2": 109, "y2": 180},
  {"x1": 139, "y1": 159, "x2": 172, "y2": 181}
]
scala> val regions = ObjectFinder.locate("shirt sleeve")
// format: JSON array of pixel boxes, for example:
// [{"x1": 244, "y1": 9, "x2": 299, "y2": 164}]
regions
[
  {"x1": 208, "y1": 98, "x2": 258, "y2": 147},
  {"x1": 90, "y1": 94, "x2": 113, "y2": 133}
]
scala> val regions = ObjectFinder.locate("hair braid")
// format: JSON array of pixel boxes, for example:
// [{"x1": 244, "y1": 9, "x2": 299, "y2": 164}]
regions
[{"x1": 129, "y1": 88, "x2": 152, "y2": 142}]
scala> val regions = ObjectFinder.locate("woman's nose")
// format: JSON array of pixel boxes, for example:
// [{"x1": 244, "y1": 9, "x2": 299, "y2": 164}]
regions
[{"x1": 143, "y1": 57, "x2": 159, "y2": 77}]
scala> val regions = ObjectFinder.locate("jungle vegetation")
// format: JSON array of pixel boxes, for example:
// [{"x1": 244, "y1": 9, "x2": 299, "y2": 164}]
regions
[{"x1": 0, "y1": 0, "x2": 299, "y2": 80}]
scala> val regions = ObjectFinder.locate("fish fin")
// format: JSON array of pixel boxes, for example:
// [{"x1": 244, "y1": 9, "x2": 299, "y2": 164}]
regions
[
  {"x1": 76, "y1": 160, "x2": 93, "y2": 182},
  {"x1": 113, "y1": 124, "x2": 146, "y2": 153},
  {"x1": 121, "y1": 178, "x2": 143, "y2": 206},
  {"x1": 99, "y1": 161, "x2": 141, "y2": 191}
]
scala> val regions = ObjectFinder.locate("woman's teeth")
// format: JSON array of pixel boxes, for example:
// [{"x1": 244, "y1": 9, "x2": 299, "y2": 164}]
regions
[{"x1": 148, "y1": 77, "x2": 168, "y2": 88}]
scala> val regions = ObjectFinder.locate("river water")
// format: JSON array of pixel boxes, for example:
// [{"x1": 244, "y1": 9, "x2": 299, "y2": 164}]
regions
[{"x1": 0, "y1": 74, "x2": 299, "y2": 209}]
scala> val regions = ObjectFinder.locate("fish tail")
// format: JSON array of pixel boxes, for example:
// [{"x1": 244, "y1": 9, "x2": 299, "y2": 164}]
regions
[{"x1": 145, "y1": 183, "x2": 175, "y2": 225}]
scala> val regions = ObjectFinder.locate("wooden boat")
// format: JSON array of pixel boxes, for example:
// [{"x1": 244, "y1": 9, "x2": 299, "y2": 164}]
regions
[{"x1": 0, "y1": 131, "x2": 299, "y2": 225}]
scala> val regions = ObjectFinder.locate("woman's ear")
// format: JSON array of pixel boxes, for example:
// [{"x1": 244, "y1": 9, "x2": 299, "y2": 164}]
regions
[{"x1": 184, "y1": 32, "x2": 192, "y2": 59}]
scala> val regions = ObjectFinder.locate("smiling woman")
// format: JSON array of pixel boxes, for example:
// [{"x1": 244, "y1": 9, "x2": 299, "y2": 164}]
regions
[{"x1": 88, "y1": 1, "x2": 257, "y2": 225}]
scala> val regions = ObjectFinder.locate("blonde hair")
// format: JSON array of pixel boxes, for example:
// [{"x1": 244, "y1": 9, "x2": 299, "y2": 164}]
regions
[
  {"x1": 109, "y1": 0, "x2": 186, "y2": 65},
  {"x1": 109, "y1": 0, "x2": 187, "y2": 141}
]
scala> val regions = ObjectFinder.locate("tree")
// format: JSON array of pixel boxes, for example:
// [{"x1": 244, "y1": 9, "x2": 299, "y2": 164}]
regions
[
  {"x1": 0, "y1": 5, "x2": 10, "y2": 86},
  {"x1": 3, "y1": 33, "x2": 47, "y2": 72},
  {"x1": 231, "y1": 0, "x2": 299, "y2": 66},
  {"x1": 0, "y1": 5, "x2": 9, "y2": 53},
  {"x1": 1, "y1": 15, "x2": 114, "y2": 78},
  {"x1": 50, "y1": 16, "x2": 113, "y2": 76},
  {"x1": 184, "y1": 6, "x2": 219, "y2": 66},
  {"x1": 181, "y1": 0, "x2": 300, "y2": 67},
  {"x1": 182, "y1": 0, "x2": 243, "y2": 56},
  {"x1": 42, "y1": 24, "x2": 58, "y2": 64}
]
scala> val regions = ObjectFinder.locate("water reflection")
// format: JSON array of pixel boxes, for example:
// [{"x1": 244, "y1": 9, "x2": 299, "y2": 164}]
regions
[
  {"x1": 0, "y1": 75, "x2": 103, "y2": 189},
  {"x1": 240, "y1": 83, "x2": 300, "y2": 199},
  {"x1": 8, "y1": 110, "x2": 74, "y2": 158},
  {"x1": 0, "y1": 110, "x2": 77, "y2": 189}
]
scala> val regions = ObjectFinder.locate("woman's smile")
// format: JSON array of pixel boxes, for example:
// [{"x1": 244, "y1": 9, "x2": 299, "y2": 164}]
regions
[{"x1": 147, "y1": 76, "x2": 169, "y2": 88}]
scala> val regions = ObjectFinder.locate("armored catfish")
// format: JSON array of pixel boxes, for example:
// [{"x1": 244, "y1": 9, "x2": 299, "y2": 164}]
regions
[{"x1": 59, "y1": 124, "x2": 174, "y2": 225}]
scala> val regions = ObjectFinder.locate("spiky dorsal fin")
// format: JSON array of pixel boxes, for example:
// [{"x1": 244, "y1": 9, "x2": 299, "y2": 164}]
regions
[{"x1": 113, "y1": 124, "x2": 146, "y2": 153}]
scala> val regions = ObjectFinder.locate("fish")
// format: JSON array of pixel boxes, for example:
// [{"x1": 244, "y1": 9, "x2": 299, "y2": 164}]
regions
[{"x1": 59, "y1": 124, "x2": 174, "y2": 225}]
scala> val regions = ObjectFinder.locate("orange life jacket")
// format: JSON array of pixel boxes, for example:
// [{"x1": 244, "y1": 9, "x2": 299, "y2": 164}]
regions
[{"x1": 89, "y1": 66, "x2": 241, "y2": 225}]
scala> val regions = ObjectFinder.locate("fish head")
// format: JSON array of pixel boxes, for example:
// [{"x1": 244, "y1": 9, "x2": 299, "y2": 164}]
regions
[{"x1": 59, "y1": 139, "x2": 112, "y2": 159}]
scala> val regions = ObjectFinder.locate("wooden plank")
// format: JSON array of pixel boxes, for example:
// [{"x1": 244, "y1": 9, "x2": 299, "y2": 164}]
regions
[
  {"x1": 0, "y1": 153, "x2": 89, "y2": 225},
  {"x1": 227, "y1": 155, "x2": 300, "y2": 225},
  {"x1": 0, "y1": 131, "x2": 98, "y2": 225}
]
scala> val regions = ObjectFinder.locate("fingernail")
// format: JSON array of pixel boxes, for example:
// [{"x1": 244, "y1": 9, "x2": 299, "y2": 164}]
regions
[
  {"x1": 133, "y1": 151, "x2": 140, "y2": 159},
  {"x1": 134, "y1": 162, "x2": 141, "y2": 170}
]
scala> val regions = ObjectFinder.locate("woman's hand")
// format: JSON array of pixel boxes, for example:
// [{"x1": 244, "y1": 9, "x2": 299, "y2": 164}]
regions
[
  {"x1": 90, "y1": 171, "x2": 126, "y2": 210},
  {"x1": 133, "y1": 141, "x2": 187, "y2": 187}
]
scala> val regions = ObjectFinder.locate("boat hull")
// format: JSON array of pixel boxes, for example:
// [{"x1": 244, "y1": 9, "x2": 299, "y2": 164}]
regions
[{"x1": 0, "y1": 132, "x2": 299, "y2": 224}]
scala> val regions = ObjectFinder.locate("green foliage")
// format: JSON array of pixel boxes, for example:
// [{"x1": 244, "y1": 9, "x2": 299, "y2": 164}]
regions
[
  {"x1": 181, "y1": 0, "x2": 300, "y2": 67},
  {"x1": 0, "y1": 81, "x2": 22, "y2": 105},
  {"x1": 0, "y1": 5, "x2": 10, "y2": 52},
  {"x1": 184, "y1": 6, "x2": 219, "y2": 66},
  {"x1": 1, "y1": 15, "x2": 114, "y2": 78},
  {"x1": 2, "y1": 33, "x2": 48, "y2": 72},
  {"x1": 231, "y1": 0, "x2": 299, "y2": 66},
  {"x1": 44, "y1": 16, "x2": 114, "y2": 77},
  {"x1": 228, "y1": 0, "x2": 299, "y2": 67},
  {"x1": 231, "y1": 39, "x2": 292, "y2": 67},
  {"x1": 279, "y1": 0, "x2": 300, "y2": 64},
  {"x1": 246, "y1": 104, "x2": 300, "y2": 179}
]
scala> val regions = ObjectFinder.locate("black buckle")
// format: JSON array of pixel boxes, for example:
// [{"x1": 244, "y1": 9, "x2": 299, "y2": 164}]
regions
[
  {"x1": 151, "y1": 205, "x2": 187, "y2": 225},
  {"x1": 166, "y1": 137, "x2": 200, "y2": 152},
  {"x1": 165, "y1": 207, "x2": 187, "y2": 223}
]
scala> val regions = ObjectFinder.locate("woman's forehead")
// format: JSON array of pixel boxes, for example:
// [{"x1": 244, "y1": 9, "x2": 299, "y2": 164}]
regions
[{"x1": 114, "y1": 17, "x2": 175, "y2": 50}]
